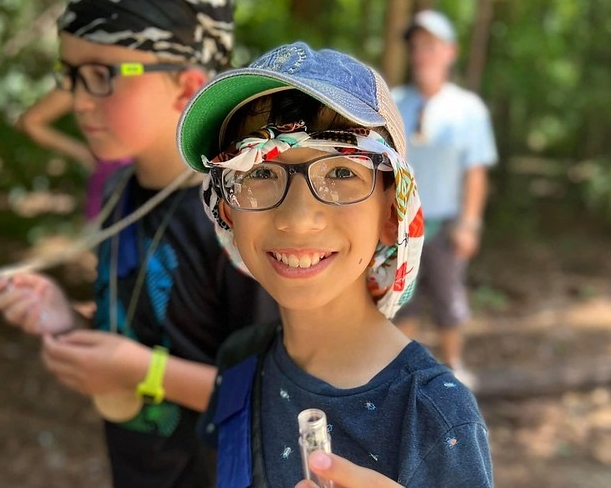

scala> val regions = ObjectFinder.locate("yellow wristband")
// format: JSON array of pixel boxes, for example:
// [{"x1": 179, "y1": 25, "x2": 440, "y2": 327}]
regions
[{"x1": 136, "y1": 346, "x2": 169, "y2": 404}]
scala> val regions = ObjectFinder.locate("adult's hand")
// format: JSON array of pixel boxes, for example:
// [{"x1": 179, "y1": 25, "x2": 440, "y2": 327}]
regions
[{"x1": 450, "y1": 224, "x2": 481, "y2": 260}]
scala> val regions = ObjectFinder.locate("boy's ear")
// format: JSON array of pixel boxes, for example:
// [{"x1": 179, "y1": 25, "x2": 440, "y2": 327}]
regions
[
  {"x1": 218, "y1": 199, "x2": 234, "y2": 229},
  {"x1": 379, "y1": 199, "x2": 398, "y2": 246},
  {"x1": 175, "y1": 68, "x2": 207, "y2": 111}
]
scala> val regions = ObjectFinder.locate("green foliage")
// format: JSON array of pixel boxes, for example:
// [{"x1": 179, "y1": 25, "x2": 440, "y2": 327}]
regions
[
  {"x1": 1, "y1": 0, "x2": 611, "y2": 246},
  {"x1": 233, "y1": 0, "x2": 388, "y2": 66},
  {"x1": 576, "y1": 157, "x2": 611, "y2": 220},
  {"x1": 485, "y1": 0, "x2": 611, "y2": 159},
  {"x1": 471, "y1": 284, "x2": 510, "y2": 314}
]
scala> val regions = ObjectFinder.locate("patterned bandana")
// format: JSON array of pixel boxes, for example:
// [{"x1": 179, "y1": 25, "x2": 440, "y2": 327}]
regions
[
  {"x1": 57, "y1": 0, "x2": 233, "y2": 73},
  {"x1": 200, "y1": 122, "x2": 424, "y2": 319}
]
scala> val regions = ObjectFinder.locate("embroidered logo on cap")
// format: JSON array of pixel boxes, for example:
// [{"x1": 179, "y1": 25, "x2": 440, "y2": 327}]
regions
[{"x1": 251, "y1": 45, "x2": 306, "y2": 74}]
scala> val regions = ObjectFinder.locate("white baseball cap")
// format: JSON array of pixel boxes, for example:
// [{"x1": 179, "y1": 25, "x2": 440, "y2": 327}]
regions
[{"x1": 404, "y1": 10, "x2": 456, "y2": 43}]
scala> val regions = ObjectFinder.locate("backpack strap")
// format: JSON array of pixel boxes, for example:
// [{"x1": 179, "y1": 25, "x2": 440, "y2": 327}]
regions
[{"x1": 198, "y1": 321, "x2": 279, "y2": 488}]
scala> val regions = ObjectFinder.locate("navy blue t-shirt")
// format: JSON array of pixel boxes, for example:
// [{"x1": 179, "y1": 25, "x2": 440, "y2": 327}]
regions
[
  {"x1": 202, "y1": 322, "x2": 493, "y2": 488},
  {"x1": 260, "y1": 334, "x2": 492, "y2": 487}
]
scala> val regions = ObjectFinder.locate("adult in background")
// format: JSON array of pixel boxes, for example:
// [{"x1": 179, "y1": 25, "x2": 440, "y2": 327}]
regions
[{"x1": 391, "y1": 10, "x2": 498, "y2": 389}]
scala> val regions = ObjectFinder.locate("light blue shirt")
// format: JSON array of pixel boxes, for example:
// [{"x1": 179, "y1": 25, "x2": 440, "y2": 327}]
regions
[{"x1": 392, "y1": 83, "x2": 498, "y2": 220}]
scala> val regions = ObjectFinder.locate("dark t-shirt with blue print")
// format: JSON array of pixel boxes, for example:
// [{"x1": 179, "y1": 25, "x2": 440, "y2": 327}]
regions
[
  {"x1": 95, "y1": 170, "x2": 279, "y2": 488},
  {"x1": 261, "y1": 334, "x2": 493, "y2": 488}
]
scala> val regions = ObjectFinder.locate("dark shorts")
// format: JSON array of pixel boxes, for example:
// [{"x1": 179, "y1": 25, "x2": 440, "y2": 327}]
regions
[{"x1": 393, "y1": 221, "x2": 470, "y2": 328}]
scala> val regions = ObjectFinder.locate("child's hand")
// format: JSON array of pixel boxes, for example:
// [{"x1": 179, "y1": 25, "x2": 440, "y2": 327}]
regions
[
  {"x1": 42, "y1": 330, "x2": 149, "y2": 396},
  {"x1": 0, "y1": 273, "x2": 75, "y2": 336},
  {"x1": 295, "y1": 451, "x2": 405, "y2": 488}
]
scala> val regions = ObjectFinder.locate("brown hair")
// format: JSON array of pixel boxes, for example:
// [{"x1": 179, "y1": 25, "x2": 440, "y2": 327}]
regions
[
  {"x1": 221, "y1": 89, "x2": 396, "y2": 188},
  {"x1": 222, "y1": 89, "x2": 394, "y2": 149}
]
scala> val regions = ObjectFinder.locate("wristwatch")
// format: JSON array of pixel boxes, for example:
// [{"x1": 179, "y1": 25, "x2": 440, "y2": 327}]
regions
[{"x1": 136, "y1": 345, "x2": 169, "y2": 404}]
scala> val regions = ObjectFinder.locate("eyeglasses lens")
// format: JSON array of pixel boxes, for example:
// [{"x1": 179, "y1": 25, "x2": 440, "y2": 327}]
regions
[
  {"x1": 220, "y1": 154, "x2": 377, "y2": 210},
  {"x1": 55, "y1": 63, "x2": 113, "y2": 96}
]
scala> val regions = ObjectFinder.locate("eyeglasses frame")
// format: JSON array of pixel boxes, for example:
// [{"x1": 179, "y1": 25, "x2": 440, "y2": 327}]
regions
[
  {"x1": 211, "y1": 151, "x2": 391, "y2": 211},
  {"x1": 53, "y1": 60, "x2": 191, "y2": 97}
]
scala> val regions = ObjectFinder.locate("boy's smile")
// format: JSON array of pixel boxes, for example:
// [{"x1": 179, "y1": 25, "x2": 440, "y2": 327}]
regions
[
  {"x1": 267, "y1": 249, "x2": 336, "y2": 280},
  {"x1": 270, "y1": 250, "x2": 332, "y2": 269}
]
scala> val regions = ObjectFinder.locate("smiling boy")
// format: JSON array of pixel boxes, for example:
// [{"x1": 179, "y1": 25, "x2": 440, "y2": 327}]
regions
[{"x1": 178, "y1": 42, "x2": 493, "y2": 487}]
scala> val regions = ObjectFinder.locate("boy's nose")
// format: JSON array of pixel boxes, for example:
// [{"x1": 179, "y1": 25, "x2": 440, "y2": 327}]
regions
[{"x1": 273, "y1": 175, "x2": 326, "y2": 233}]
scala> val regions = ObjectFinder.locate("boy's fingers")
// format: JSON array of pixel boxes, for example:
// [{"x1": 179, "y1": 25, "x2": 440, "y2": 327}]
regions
[
  {"x1": 0, "y1": 276, "x2": 10, "y2": 291},
  {"x1": 42, "y1": 335, "x2": 81, "y2": 377},
  {"x1": 42, "y1": 334, "x2": 80, "y2": 364},
  {"x1": 308, "y1": 451, "x2": 403, "y2": 488},
  {"x1": 42, "y1": 334, "x2": 65, "y2": 363},
  {"x1": 295, "y1": 481, "x2": 319, "y2": 488},
  {"x1": 56, "y1": 329, "x2": 105, "y2": 345},
  {"x1": 3, "y1": 294, "x2": 39, "y2": 331},
  {"x1": 0, "y1": 281, "x2": 19, "y2": 310}
]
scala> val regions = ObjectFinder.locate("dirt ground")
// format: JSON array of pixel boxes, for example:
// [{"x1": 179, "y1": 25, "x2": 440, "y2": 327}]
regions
[{"x1": 1, "y1": 224, "x2": 611, "y2": 488}]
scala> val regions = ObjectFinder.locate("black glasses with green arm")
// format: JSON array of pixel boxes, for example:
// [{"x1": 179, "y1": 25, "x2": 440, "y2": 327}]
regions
[{"x1": 53, "y1": 61, "x2": 191, "y2": 97}]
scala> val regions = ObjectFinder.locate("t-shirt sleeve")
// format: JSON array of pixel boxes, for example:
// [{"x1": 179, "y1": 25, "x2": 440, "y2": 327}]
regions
[
  {"x1": 405, "y1": 422, "x2": 493, "y2": 488},
  {"x1": 463, "y1": 97, "x2": 498, "y2": 169}
]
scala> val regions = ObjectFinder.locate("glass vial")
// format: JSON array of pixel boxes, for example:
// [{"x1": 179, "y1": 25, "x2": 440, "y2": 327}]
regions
[{"x1": 298, "y1": 408, "x2": 333, "y2": 488}]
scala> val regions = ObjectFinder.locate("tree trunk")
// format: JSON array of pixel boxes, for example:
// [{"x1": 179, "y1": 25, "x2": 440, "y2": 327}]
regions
[
  {"x1": 415, "y1": 0, "x2": 436, "y2": 10},
  {"x1": 465, "y1": 0, "x2": 495, "y2": 93},
  {"x1": 380, "y1": 0, "x2": 413, "y2": 87}
]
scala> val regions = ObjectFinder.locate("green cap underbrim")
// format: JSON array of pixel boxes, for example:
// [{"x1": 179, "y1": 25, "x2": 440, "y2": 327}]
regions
[{"x1": 178, "y1": 74, "x2": 292, "y2": 172}]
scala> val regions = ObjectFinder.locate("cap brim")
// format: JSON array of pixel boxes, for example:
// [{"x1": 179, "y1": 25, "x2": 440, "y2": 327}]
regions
[
  {"x1": 178, "y1": 74, "x2": 284, "y2": 171},
  {"x1": 178, "y1": 68, "x2": 387, "y2": 172}
]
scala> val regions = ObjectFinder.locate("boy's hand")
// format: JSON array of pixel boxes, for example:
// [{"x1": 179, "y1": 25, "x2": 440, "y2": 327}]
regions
[
  {"x1": 0, "y1": 273, "x2": 75, "y2": 336},
  {"x1": 42, "y1": 330, "x2": 149, "y2": 396},
  {"x1": 295, "y1": 451, "x2": 404, "y2": 488}
]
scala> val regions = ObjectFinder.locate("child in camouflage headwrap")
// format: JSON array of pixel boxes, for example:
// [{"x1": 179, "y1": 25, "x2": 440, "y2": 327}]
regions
[
  {"x1": 0, "y1": 2, "x2": 282, "y2": 488},
  {"x1": 58, "y1": 0, "x2": 233, "y2": 74}
]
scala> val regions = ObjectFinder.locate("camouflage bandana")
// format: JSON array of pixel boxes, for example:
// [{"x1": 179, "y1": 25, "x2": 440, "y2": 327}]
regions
[
  {"x1": 201, "y1": 122, "x2": 424, "y2": 319},
  {"x1": 57, "y1": 0, "x2": 233, "y2": 74}
]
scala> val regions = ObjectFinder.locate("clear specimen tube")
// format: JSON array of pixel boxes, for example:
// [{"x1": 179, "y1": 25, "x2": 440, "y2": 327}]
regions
[{"x1": 298, "y1": 408, "x2": 333, "y2": 488}]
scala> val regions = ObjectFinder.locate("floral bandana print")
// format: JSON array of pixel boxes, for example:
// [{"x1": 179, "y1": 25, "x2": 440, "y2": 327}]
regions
[{"x1": 200, "y1": 122, "x2": 424, "y2": 319}]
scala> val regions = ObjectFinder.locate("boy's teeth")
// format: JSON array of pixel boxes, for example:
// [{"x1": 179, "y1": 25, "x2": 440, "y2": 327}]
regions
[{"x1": 274, "y1": 252, "x2": 324, "y2": 268}]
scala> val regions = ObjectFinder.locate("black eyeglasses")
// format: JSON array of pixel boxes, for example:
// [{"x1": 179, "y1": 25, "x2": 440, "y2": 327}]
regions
[
  {"x1": 211, "y1": 152, "x2": 390, "y2": 211},
  {"x1": 53, "y1": 61, "x2": 190, "y2": 97}
]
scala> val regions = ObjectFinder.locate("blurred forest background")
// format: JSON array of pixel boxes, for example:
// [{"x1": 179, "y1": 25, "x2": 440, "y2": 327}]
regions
[
  {"x1": 1, "y1": 0, "x2": 611, "y2": 487},
  {"x1": 1, "y1": 0, "x2": 611, "y2": 244}
]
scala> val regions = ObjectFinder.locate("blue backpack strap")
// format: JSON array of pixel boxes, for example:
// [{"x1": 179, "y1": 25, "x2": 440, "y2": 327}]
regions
[
  {"x1": 213, "y1": 355, "x2": 258, "y2": 488},
  {"x1": 199, "y1": 321, "x2": 279, "y2": 488}
]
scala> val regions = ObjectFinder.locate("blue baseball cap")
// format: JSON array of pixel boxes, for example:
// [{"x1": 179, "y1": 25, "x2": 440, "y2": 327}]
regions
[
  {"x1": 404, "y1": 10, "x2": 456, "y2": 43},
  {"x1": 178, "y1": 41, "x2": 406, "y2": 172}
]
